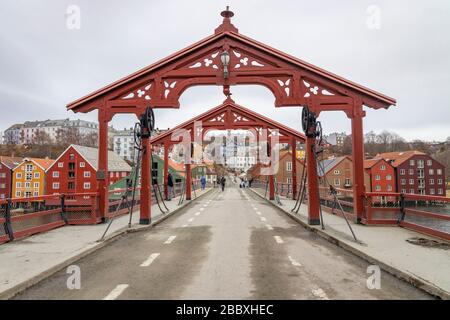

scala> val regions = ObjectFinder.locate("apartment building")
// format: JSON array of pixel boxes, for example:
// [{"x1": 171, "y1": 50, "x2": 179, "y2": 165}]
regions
[
  {"x1": 12, "y1": 158, "x2": 55, "y2": 198},
  {"x1": 46, "y1": 145, "x2": 131, "y2": 195},
  {"x1": 318, "y1": 156, "x2": 353, "y2": 189},
  {"x1": 376, "y1": 151, "x2": 446, "y2": 196},
  {"x1": 0, "y1": 156, "x2": 23, "y2": 199}
]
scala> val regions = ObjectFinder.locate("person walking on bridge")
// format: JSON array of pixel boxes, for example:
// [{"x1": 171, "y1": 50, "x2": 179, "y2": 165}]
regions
[
  {"x1": 220, "y1": 176, "x2": 226, "y2": 192},
  {"x1": 167, "y1": 172, "x2": 174, "y2": 201},
  {"x1": 200, "y1": 175, "x2": 206, "y2": 190}
]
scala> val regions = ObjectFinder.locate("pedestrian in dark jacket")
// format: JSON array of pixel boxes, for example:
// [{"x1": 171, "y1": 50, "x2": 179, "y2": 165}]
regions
[
  {"x1": 167, "y1": 172, "x2": 174, "y2": 200},
  {"x1": 221, "y1": 176, "x2": 226, "y2": 191}
]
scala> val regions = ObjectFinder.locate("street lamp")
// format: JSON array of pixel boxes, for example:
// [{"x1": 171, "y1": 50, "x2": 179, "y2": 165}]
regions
[{"x1": 220, "y1": 50, "x2": 230, "y2": 79}]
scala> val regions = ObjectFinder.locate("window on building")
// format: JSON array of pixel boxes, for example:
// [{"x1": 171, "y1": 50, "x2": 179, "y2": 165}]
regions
[
  {"x1": 334, "y1": 178, "x2": 340, "y2": 186},
  {"x1": 0, "y1": 194, "x2": 4, "y2": 199},
  {"x1": 287, "y1": 177, "x2": 292, "y2": 184},
  {"x1": 16, "y1": 182, "x2": 21, "y2": 188},
  {"x1": 16, "y1": 191, "x2": 21, "y2": 197},
  {"x1": 427, "y1": 160, "x2": 432, "y2": 166},
  {"x1": 25, "y1": 182, "x2": 31, "y2": 188},
  {"x1": 16, "y1": 172, "x2": 22, "y2": 179},
  {"x1": 437, "y1": 169, "x2": 443, "y2": 175},
  {"x1": 430, "y1": 189, "x2": 435, "y2": 195},
  {"x1": 84, "y1": 182, "x2": 91, "y2": 189},
  {"x1": 69, "y1": 153, "x2": 75, "y2": 160},
  {"x1": 34, "y1": 182, "x2": 39, "y2": 188},
  {"x1": 68, "y1": 182, "x2": 75, "y2": 190},
  {"x1": 286, "y1": 161, "x2": 292, "y2": 172},
  {"x1": 400, "y1": 169, "x2": 405, "y2": 175},
  {"x1": 53, "y1": 182, "x2": 60, "y2": 189},
  {"x1": 409, "y1": 160, "x2": 415, "y2": 166},
  {"x1": 417, "y1": 160, "x2": 424, "y2": 168},
  {"x1": 438, "y1": 179, "x2": 443, "y2": 185},
  {"x1": 409, "y1": 169, "x2": 414, "y2": 175},
  {"x1": 53, "y1": 171, "x2": 59, "y2": 178},
  {"x1": 33, "y1": 191, "x2": 39, "y2": 197},
  {"x1": 429, "y1": 179, "x2": 434, "y2": 185},
  {"x1": 375, "y1": 185, "x2": 381, "y2": 191},
  {"x1": 58, "y1": 162, "x2": 63, "y2": 168},
  {"x1": 84, "y1": 171, "x2": 91, "y2": 178},
  {"x1": 345, "y1": 178, "x2": 351, "y2": 186},
  {"x1": 34, "y1": 172, "x2": 40, "y2": 179},
  {"x1": 387, "y1": 185, "x2": 393, "y2": 191},
  {"x1": 380, "y1": 165, "x2": 386, "y2": 171},
  {"x1": 80, "y1": 162, "x2": 85, "y2": 168},
  {"x1": 401, "y1": 189, "x2": 407, "y2": 194},
  {"x1": 25, "y1": 164, "x2": 33, "y2": 172},
  {"x1": 334, "y1": 170, "x2": 340, "y2": 175},
  {"x1": 69, "y1": 163, "x2": 75, "y2": 170},
  {"x1": 375, "y1": 175, "x2": 381, "y2": 181},
  {"x1": 410, "y1": 189, "x2": 415, "y2": 194},
  {"x1": 409, "y1": 179, "x2": 414, "y2": 185},
  {"x1": 25, "y1": 191, "x2": 32, "y2": 198},
  {"x1": 429, "y1": 169, "x2": 434, "y2": 175},
  {"x1": 438, "y1": 189, "x2": 443, "y2": 195},
  {"x1": 386, "y1": 175, "x2": 392, "y2": 180}
]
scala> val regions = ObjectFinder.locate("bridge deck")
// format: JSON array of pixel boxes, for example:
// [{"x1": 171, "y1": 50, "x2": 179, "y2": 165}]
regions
[{"x1": 8, "y1": 184, "x2": 435, "y2": 300}]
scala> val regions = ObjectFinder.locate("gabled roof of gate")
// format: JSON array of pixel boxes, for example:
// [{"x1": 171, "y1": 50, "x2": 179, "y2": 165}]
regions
[
  {"x1": 67, "y1": 10, "x2": 396, "y2": 112},
  {"x1": 150, "y1": 99, "x2": 306, "y2": 145}
]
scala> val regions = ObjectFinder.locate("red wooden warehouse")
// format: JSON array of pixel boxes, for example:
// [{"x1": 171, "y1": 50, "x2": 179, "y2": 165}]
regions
[{"x1": 46, "y1": 145, "x2": 131, "y2": 196}]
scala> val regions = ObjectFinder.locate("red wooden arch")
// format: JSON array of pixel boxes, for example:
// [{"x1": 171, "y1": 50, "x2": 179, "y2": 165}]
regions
[
  {"x1": 150, "y1": 97, "x2": 306, "y2": 202},
  {"x1": 67, "y1": 8, "x2": 396, "y2": 225}
]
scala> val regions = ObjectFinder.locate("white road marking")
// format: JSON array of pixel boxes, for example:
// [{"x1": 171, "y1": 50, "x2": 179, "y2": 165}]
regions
[
  {"x1": 288, "y1": 255, "x2": 302, "y2": 267},
  {"x1": 195, "y1": 212, "x2": 201, "y2": 216},
  {"x1": 266, "y1": 224, "x2": 273, "y2": 230},
  {"x1": 164, "y1": 236, "x2": 176, "y2": 244},
  {"x1": 182, "y1": 224, "x2": 188, "y2": 228},
  {"x1": 312, "y1": 288, "x2": 329, "y2": 300},
  {"x1": 253, "y1": 207, "x2": 258, "y2": 211},
  {"x1": 200, "y1": 208, "x2": 205, "y2": 211},
  {"x1": 140, "y1": 253, "x2": 160, "y2": 267},
  {"x1": 274, "y1": 236, "x2": 284, "y2": 244},
  {"x1": 256, "y1": 211, "x2": 261, "y2": 215},
  {"x1": 103, "y1": 284, "x2": 129, "y2": 300},
  {"x1": 260, "y1": 217, "x2": 267, "y2": 222},
  {"x1": 188, "y1": 218, "x2": 194, "y2": 222},
  {"x1": 203, "y1": 204, "x2": 208, "y2": 207}
]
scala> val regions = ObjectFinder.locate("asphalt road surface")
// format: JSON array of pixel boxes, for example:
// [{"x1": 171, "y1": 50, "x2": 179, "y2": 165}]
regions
[{"x1": 14, "y1": 183, "x2": 433, "y2": 300}]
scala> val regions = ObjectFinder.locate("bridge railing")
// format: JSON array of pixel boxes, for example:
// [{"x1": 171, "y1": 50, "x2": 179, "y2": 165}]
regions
[
  {"x1": 365, "y1": 192, "x2": 450, "y2": 240},
  {"x1": 250, "y1": 180, "x2": 450, "y2": 240},
  {"x1": 0, "y1": 192, "x2": 99, "y2": 244}
]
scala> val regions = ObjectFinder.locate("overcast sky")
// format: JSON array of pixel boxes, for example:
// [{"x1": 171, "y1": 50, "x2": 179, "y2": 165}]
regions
[{"x1": 0, "y1": 0, "x2": 449, "y2": 141}]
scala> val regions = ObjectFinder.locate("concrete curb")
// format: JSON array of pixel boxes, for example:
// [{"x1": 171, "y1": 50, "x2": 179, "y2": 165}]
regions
[
  {"x1": 0, "y1": 188, "x2": 215, "y2": 300},
  {"x1": 248, "y1": 187, "x2": 449, "y2": 300}
]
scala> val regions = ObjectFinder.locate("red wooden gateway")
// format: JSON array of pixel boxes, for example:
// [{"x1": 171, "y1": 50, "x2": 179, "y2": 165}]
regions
[
  {"x1": 46, "y1": 145, "x2": 131, "y2": 197},
  {"x1": 66, "y1": 8, "x2": 396, "y2": 225},
  {"x1": 150, "y1": 98, "x2": 306, "y2": 202}
]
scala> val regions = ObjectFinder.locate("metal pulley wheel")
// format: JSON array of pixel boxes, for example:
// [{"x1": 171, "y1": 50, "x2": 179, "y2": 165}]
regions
[
  {"x1": 134, "y1": 122, "x2": 142, "y2": 149},
  {"x1": 141, "y1": 106, "x2": 155, "y2": 134}
]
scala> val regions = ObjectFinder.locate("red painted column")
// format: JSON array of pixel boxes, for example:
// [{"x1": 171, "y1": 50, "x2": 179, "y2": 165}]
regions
[
  {"x1": 186, "y1": 163, "x2": 192, "y2": 200},
  {"x1": 139, "y1": 132, "x2": 151, "y2": 225},
  {"x1": 268, "y1": 138, "x2": 275, "y2": 200},
  {"x1": 306, "y1": 136, "x2": 320, "y2": 225},
  {"x1": 291, "y1": 137, "x2": 297, "y2": 199},
  {"x1": 97, "y1": 110, "x2": 109, "y2": 222},
  {"x1": 269, "y1": 175, "x2": 275, "y2": 200},
  {"x1": 163, "y1": 142, "x2": 169, "y2": 200},
  {"x1": 351, "y1": 103, "x2": 366, "y2": 223}
]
